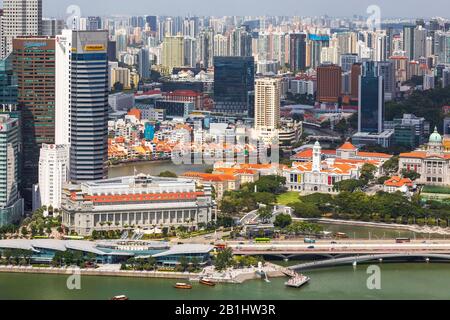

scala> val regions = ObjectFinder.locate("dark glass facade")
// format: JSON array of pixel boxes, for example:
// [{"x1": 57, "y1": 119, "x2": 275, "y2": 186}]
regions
[
  {"x1": 0, "y1": 55, "x2": 17, "y2": 105},
  {"x1": 359, "y1": 62, "x2": 384, "y2": 134},
  {"x1": 13, "y1": 38, "x2": 56, "y2": 207},
  {"x1": 289, "y1": 33, "x2": 306, "y2": 72},
  {"x1": 213, "y1": 56, "x2": 255, "y2": 115}
]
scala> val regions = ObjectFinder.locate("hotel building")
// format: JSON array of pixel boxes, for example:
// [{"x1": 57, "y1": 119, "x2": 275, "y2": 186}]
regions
[{"x1": 61, "y1": 175, "x2": 215, "y2": 236}]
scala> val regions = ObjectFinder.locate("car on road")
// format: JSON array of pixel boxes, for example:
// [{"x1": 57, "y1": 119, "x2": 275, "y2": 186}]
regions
[
  {"x1": 331, "y1": 241, "x2": 337, "y2": 244},
  {"x1": 239, "y1": 242, "x2": 245, "y2": 245},
  {"x1": 307, "y1": 246, "x2": 315, "y2": 249}
]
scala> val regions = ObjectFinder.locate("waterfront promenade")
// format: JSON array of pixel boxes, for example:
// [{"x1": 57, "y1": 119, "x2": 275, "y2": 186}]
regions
[{"x1": 0, "y1": 263, "x2": 286, "y2": 284}]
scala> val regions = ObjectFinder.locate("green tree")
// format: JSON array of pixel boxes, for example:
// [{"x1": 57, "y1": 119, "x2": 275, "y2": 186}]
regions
[
  {"x1": 360, "y1": 163, "x2": 378, "y2": 183},
  {"x1": 290, "y1": 202, "x2": 321, "y2": 218},
  {"x1": 401, "y1": 169, "x2": 421, "y2": 181},
  {"x1": 158, "y1": 171, "x2": 178, "y2": 178},
  {"x1": 214, "y1": 248, "x2": 234, "y2": 272},
  {"x1": 274, "y1": 214, "x2": 292, "y2": 229},
  {"x1": 258, "y1": 206, "x2": 273, "y2": 223}
]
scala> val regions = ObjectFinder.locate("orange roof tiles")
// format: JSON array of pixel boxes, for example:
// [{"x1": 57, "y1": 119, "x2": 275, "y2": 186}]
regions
[
  {"x1": 384, "y1": 176, "x2": 413, "y2": 188},
  {"x1": 338, "y1": 142, "x2": 357, "y2": 150},
  {"x1": 357, "y1": 151, "x2": 392, "y2": 159}
]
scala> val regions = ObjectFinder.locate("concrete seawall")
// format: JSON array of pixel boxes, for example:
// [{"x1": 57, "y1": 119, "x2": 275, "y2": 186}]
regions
[
  {"x1": 0, "y1": 265, "x2": 197, "y2": 280},
  {"x1": 0, "y1": 264, "x2": 287, "y2": 284}
]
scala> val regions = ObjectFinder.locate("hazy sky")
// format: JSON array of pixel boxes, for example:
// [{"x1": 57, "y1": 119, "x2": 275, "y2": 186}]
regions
[{"x1": 1, "y1": 0, "x2": 449, "y2": 19}]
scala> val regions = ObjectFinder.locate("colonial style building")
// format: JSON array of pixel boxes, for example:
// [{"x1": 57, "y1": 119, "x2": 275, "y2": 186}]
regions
[
  {"x1": 61, "y1": 175, "x2": 215, "y2": 236},
  {"x1": 284, "y1": 141, "x2": 385, "y2": 194},
  {"x1": 399, "y1": 128, "x2": 450, "y2": 186}
]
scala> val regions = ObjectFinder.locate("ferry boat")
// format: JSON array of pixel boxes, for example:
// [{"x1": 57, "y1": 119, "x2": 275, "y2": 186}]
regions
[
  {"x1": 199, "y1": 279, "x2": 216, "y2": 287},
  {"x1": 174, "y1": 283, "x2": 193, "y2": 289},
  {"x1": 285, "y1": 274, "x2": 311, "y2": 288},
  {"x1": 111, "y1": 295, "x2": 129, "y2": 300}
]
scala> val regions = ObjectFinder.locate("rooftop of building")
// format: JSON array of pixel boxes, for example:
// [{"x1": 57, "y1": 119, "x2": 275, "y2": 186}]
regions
[
  {"x1": 384, "y1": 176, "x2": 413, "y2": 188},
  {"x1": 152, "y1": 244, "x2": 214, "y2": 258}
]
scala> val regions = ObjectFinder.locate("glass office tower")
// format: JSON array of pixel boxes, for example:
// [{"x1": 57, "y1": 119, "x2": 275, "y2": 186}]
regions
[{"x1": 213, "y1": 56, "x2": 255, "y2": 115}]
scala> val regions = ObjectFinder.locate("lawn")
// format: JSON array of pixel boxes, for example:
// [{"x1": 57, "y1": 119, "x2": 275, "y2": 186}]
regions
[
  {"x1": 422, "y1": 185, "x2": 450, "y2": 195},
  {"x1": 277, "y1": 192, "x2": 301, "y2": 205}
]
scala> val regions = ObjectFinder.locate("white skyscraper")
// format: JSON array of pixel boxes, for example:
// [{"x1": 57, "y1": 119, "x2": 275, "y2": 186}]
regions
[
  {"x1": 1, "y1": 0, "x2": 42, "y2": 59},
  {"x1": 34, "y1": 144, "x2": 69, "y2": 211}
]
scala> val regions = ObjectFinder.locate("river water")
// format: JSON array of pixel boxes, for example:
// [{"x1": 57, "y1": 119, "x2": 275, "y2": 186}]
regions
[
  {"x1": 0, "y1": 263, "x2": 449, "y2": 300},
  {"x1": 109, "y1": 161, "x2": 212, "y2": 178}
]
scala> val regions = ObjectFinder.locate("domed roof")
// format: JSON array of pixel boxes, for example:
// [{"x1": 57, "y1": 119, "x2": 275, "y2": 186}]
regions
[{"x1": 429, "y1": 127, "x2": 442, "y2": 144}]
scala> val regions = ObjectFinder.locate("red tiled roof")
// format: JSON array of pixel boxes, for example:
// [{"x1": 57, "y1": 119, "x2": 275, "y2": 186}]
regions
[
  {"x1": 384, "y1": 176, "x2": 413, "y2": 188},
  {"x1": 338, "y1": 142, "x2": 357, "y2": 151},
  {"x1": 84, "y1": 192, "x2": 204, "y2": 204}
]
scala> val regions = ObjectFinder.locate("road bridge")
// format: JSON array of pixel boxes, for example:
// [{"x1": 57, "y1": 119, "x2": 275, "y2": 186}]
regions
[{"x1": 288, "y1": 253, "x2": 450, "y2": 271}]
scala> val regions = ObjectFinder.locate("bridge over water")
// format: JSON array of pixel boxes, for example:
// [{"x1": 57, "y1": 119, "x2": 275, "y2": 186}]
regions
[{"x1": 287, "y1": 253, "x2": 450, "y2": 271}]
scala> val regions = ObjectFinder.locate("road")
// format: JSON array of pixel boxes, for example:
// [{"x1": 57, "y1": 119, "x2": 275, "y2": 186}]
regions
[{"x1": 229, "y1": 240, "x2": 450, "y2": 255}]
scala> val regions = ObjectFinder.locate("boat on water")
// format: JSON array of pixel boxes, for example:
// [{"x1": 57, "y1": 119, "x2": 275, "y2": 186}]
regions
[
  {"x1": 174, "y1": 283, "x2": 193, "y2": 289},
  {"x1": 199, "y1": 279, "x2": 216, "y2": 287},
  {"x1": 285, "y1": 274, "x2": 311, "y2": 288},
  {"x1": 111, "y1": 295, "x2": 129, "y2": 300}
]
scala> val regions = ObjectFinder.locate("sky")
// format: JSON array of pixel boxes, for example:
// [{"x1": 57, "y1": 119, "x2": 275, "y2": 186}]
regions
[{"x1": 1, "y1": 0, "x2": 449, "y2": 19}]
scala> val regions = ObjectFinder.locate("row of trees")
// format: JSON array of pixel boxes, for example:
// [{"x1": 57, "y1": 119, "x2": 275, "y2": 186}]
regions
[
  {"x1": 288, "y1": 192, "x2": 450, "y2": 224},
  {"x1": 0, "y1": 249, "x2": 33, "y2": 265},
  {"x1": 52, "y1": 250, "x2": 97, "y2": 268}
]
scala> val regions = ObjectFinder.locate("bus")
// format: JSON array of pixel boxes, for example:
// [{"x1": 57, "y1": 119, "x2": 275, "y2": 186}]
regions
[
  {"x1": 396, "y1": 238, "x2": 411, "y2": 244},
  {"x1": 63, "y1": 235, "x2": 85, "y2": 240},
  {"x1": 214, "y1": 243, "x2": 227, "y2": 251},
  {"x1": 255, "y1": 238, "x2": 271, "y2": 244}
]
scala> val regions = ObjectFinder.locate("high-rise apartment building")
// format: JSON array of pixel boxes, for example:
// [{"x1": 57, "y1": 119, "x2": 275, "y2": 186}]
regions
[
  {"x1": 13, "y1": 37, "x2": 55, "y2": 206},
  {"x1": 55, "y1": 30, "x2": 109, "y2": 183},
  {"x1": 161, "y1": 35, "x2": 184, "y2": 74},
  {"x1": 254, "y1": 77, "x2": 281, "y2": 132},
  {"x1": 1, "y1": 0, "x2": 42, "y2": 59},
  {"x1": 213, "y1": 56, "x2": 255, "y2": 115},
  {"x1": 138, "y1": 47, "x2": 150, "y2": 79},
  {"x1": 42, "y1": 18, "x2": 65, "y2": 37}
]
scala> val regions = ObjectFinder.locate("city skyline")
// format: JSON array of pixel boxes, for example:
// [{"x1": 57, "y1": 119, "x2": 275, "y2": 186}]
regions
[{"x1": 1, "y1": 0, "x2": 448, "y2": 19}]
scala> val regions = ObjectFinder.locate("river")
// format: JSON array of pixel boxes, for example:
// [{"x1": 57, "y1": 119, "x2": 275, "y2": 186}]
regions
[
  {"x1": 0, "y1": 263, "x2": 449, "y2": 300},
  {"x1": 109, "y1": 161, "x2": 212, "y2": 178}
]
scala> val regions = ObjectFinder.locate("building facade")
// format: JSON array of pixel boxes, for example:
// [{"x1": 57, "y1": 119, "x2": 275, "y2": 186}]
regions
[
  {"x1": 61, "y1": 175, "x2": 215, "y2": 236},
  {"x1": 213, "y1": 56, "x2": 255, "y2": 115},
  {"x1": 55, "y1": 30, "x2": 109, "y2": 183},
  {"x1": 399, "y1": 128, "x2": 450, "y2": 186},
  {"x1": 13, "y1": 37, "x2": 55, "y2": 206},
  {"x1": 33, "y1": 144, "x2": 69, "y2": 211},
  {"x1": 0, "y1": 114, "x2": 23, "y2": 227},
  {"x1": 1, "y1": 0, "x2": 42, "y2": 59}
]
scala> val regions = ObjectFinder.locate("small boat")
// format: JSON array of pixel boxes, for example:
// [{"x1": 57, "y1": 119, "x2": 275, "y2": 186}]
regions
[
  {"x1": 199, "y1": 279, "x2": 216, "y2": 287},
  {"x1": 174, "y1": 283, "x2": 193, "y2": 289},
  {"x1": 111, "y1": 295, "x2": 129, "y2": 300}
]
